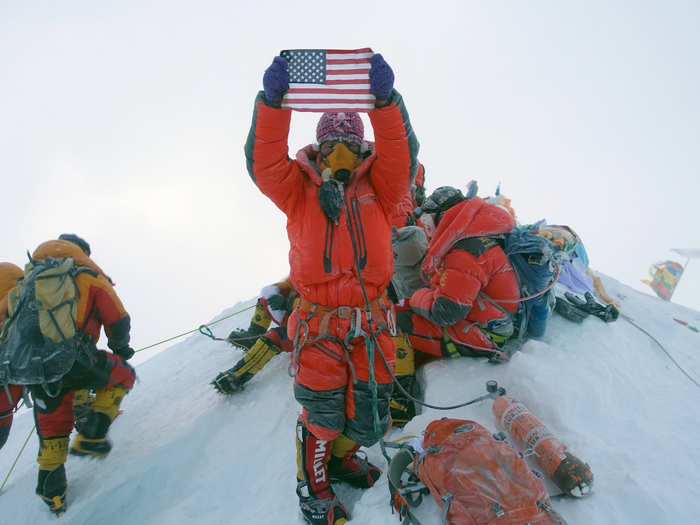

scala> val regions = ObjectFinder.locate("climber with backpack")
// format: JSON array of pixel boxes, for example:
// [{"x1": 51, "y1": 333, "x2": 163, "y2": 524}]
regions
[
  {"x1": 0, "y1": 261, "x2": 25, "y2": 450},
  {"x1": 0, "y1": 234, "x2": 136, "y2": 515},
  {"x1": 397, "y1": 182, "x2": 562, "y2": 363},
  {"x1": 397, "y1": 184, "x2": 525, "y2": 362}
]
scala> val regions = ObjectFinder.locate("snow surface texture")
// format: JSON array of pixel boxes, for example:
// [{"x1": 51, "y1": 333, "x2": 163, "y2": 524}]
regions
[{"x1": 2, "y1": 275, "x2": 700, "y2": 524}]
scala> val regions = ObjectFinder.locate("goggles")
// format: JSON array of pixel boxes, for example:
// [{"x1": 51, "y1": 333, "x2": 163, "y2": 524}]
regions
[{"x1": 319, "y1": 140, "x2": 362, "y2": 157}]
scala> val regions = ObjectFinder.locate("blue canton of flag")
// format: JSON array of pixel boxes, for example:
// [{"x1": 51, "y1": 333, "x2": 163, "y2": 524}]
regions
[{"x1": 281, "y1": 49, "x2": 326, "y2": 84}]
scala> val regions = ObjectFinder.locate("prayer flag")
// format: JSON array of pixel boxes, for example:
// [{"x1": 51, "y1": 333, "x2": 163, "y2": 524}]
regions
[
  {"x1": 644, "y1": 260, "x2": 684, "y2": 301},
  {"x1": 280, "y1": 48, "x2": 375, "y2": 112}
]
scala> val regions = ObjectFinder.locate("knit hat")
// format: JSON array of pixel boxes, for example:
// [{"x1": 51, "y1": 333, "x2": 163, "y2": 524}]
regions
[{"x1": 316, "y1": 112, "x2": 364, "y2": 145}]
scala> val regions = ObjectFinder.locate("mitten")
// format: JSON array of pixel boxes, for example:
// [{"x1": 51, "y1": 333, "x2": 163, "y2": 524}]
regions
[
  {"x1": 263, "y1": 56, "x2": 289, "y2": 106},
  {"x1": 114, "y1": 346, "x2": 135, "y2": 361},
  {"x1": 369, "y1": 53, "x2": 394, "y2": 101}
]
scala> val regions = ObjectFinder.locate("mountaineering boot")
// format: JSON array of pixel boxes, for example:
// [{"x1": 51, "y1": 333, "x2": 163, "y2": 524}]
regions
[
  {"x1": 327, "y1": 435, "x2": 381, "y2": 489},
  {"x1": 70, "y1": 386, "x2": 126, "y2": 458},
  {"x1": 227, "y1": 298, "x2": 271, "y2": 351},
  {"x1": 212, "y1": 337, "x2": 281, "y2": 394},
  {"x1": 70, "y1": 411, "x2": 112, "y2": 457},
  {"x1": 390, "y1": 335, "x2": 420, "y2": 428},
  {"x1": 296, "y1": 420, "x2": 349, "y2": 525},
  {"x1": 36, "y1": 436, "x2": 69, "y2": 515},
  {"x1": 36, "y1": 465, "x2": 67, "y2": 515},
  {"x1": 297, "y1": 480, "x2": 349, "y2": 525}
]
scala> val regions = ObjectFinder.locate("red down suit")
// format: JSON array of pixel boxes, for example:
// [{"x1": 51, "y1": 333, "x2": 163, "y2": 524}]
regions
[
  {"x1": 245, "y1": 90, "x2": 419, "y2": 445},
  {"x1": 402, "y1": 198, "x2": 521, "y2": 357}
]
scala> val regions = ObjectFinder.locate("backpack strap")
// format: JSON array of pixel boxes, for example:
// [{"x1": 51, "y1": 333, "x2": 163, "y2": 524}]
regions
[
  {"x1": 537, "y1": 500, "x2": 569, "y2": 525},
  {"x1": 387, "y1": 447, "x2": 429, "y2": 524}
]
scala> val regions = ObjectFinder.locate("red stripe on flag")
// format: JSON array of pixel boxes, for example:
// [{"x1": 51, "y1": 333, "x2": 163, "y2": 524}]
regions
[
  {"x1": 325, "y1": 79, "x2": 370, "y2": 85},
  {"x1": 326, "y1": 48, "x2": 373, "y2": 54},
  {"x1": 286, "y1": 88, "x2": 371, "y2": 94},
  {"x1": 326, "y1": 58, "x2": 372, "y2": 65},
  {"x1": 327, "y1": 68, "x2": 370, "y2": 76},
  {"x1": 283, "y1": 98, "x2": 373, "y2": 104}
]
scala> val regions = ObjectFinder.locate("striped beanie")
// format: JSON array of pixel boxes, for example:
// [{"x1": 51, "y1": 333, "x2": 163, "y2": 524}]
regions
[{"x1": 316, "y1": 112, "x2": 364, "y2": 145}]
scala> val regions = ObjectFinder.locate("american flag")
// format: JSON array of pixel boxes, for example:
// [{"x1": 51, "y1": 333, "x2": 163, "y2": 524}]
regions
[{"x1": 280, "y1": 48, "x2": 375, "y2": 112}]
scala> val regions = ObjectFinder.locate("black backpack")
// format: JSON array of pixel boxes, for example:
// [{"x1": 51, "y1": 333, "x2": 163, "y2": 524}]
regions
[{"x1": 0, "y1": 256, "x2": 96, "y2": 390}]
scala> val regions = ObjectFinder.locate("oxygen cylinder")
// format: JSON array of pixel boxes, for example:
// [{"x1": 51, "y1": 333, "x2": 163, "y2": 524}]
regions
[{"x1": 492, "y1": 394, "x2": 593, "y2": 497}]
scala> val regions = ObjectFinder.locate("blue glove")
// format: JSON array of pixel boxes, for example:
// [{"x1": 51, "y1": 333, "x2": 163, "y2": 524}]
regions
[
  {"x1": 369, "y1": 54, "x2": 394, "y2": 101},
  {"x1": 263, "y1": 56, "x2": 289, "y2": 107}
]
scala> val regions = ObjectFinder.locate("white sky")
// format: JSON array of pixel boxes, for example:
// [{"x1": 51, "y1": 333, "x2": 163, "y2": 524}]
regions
[{"x1": 3, "y1": 1, "x2": 699, "y2": 351}]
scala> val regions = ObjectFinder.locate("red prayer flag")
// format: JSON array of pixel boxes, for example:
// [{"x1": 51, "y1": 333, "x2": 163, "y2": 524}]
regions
[{"x1": 280, "y1": 48, "x2": 375, "y2": 112}]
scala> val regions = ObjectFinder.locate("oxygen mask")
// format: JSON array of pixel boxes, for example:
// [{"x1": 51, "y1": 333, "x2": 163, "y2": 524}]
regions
[{"x1": 319, "y1": 141, "x2": 362, "y2": 183}]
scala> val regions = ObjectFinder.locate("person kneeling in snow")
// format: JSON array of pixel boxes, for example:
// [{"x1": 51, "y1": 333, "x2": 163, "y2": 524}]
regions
[
  {"x1": 398, "y1": 186, "x2": 523, "y2": 362},
  {"x1": 212, "y1": 278, "x2": 296, "y2": 393},
  {"x1": 245, "y1": 52, "x2": 419, "y2": 524}
]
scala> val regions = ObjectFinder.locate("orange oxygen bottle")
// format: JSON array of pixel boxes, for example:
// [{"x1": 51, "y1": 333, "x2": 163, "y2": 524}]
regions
[{"x1": 492, "y1": 394, "x2": 593, "y2": 497}]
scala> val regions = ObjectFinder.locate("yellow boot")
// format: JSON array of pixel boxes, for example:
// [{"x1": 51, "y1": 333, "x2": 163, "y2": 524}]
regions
[
  {"x1": 212, "y1": 337, "x2": 281, "y2": 394},
  {"x1": 70, "y1": 386, "x2": 126, "y2": 458},
  {"x1": 390, "y1": 335, "x2": 420, "y2": 428},
  {"x1": 36, "y1": 436, "x2": 69, "y2": 515},
  {"x1": 227, "y1": 299, "x2": 272, "y2": 350},
  {"x1": 393, "y1": 334, "x2": 415, "y2": 377}
]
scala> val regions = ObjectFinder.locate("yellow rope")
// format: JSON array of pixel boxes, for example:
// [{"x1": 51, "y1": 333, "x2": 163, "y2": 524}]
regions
[
  {"x1": 134, "y1": 304, "x2": 256, "y2": 353},
  {"x1": 0, "y1": 424, "x2": 34, "y2": 494}
]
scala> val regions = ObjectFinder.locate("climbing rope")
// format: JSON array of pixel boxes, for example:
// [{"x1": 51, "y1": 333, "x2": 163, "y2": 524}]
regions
[
  {"x1": 621, "y1": 313, "x2": 700, "y2": 390},
  {"x1": 134, "y1": 304, "x2": 256, "y2": 353},
  {"x1": 1, "y1": 303, "x2": 257, "y2": 494},
  {"x1": 0, "y1": 424, "x2": 35, "y2": 494}
]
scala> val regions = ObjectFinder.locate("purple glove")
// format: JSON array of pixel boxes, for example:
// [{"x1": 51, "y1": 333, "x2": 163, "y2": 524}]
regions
[
  {"x1": 263, "y1": 56, "x2": 289, "y2": 106},
  {"x1": 369, "y1": 54, "x2": 394, "y2": 101}
]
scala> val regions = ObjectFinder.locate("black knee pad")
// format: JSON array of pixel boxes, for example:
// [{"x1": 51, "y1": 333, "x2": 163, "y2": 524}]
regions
[{"x1": 29, "y1": 386, "x2": 71, "y2": 415}]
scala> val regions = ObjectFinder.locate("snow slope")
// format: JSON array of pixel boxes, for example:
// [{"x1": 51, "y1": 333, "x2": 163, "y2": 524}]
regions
[{"x1": 2, "y1": 274, "x2": 700, "y2": 525}]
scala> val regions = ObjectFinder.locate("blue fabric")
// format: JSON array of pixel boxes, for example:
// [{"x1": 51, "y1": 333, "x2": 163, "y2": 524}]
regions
[
  {"x1": 574, "y1": 242, "x2": 590, "y2": 269},
  {"x1": 557, "y1": 259, "x2": 594, "y2": 295},
  {"x1": 504, "y1": 229, "x2": 557, "y2": 338},
  {"x1": 369, "y1": 54, "x2": 394, "y2": 101},
  {"x1": 526, "y1": 294, "x2": 551, "y2": 338},
  {"x1": 263, "y1": 56, "x2": 289, "y2": 106}
]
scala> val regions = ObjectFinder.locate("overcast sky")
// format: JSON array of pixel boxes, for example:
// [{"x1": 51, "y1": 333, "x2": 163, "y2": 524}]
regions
[{"x1": 3, "y1": 1, "x2": 699, "y2": 352}]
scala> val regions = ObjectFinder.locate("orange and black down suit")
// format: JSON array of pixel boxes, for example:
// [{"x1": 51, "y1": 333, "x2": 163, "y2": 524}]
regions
[
  {"x1": 28, "y1": 241, "x2": 135, "y2": 440},
  {"x1": 245, "y1": 89, "x2": 418, "y2": 446},
  {"x1": 0, "y1": 262, "x2": 24, "y2": 449},
  {"x1": 399, "y1": 198, "x2": 521, "y2": 357}
]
